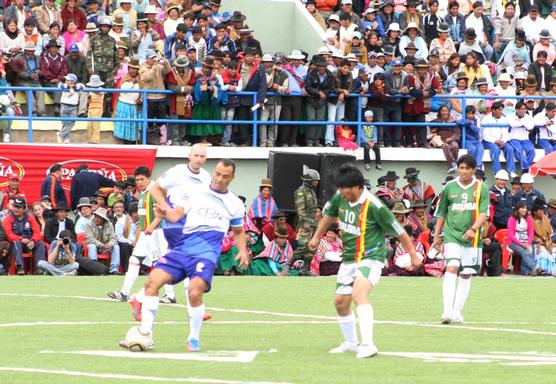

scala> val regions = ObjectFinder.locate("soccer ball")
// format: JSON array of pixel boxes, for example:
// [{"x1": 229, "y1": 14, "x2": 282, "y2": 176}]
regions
[{"x1": 122, "y1": 326, "x2": 154, "y2": 352}]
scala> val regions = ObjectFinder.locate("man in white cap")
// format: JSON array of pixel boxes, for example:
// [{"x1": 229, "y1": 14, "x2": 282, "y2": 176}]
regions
[
  {"x1": 490, "y1": 170, "x2": 512, "y2": 229},
  {"x1": 512, "y1": 173, "x2": 545, "y2": 211}
]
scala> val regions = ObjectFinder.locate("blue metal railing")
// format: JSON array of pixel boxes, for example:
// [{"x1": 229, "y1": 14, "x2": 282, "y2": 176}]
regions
[{"x1": 0, "y1": 86, "x2": 554, "y2": 147}]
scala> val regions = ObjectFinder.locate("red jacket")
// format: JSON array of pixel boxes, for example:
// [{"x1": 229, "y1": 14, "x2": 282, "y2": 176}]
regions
[
  {"x1": 403, "y1": 74, "x2": 441, "y2": 115},
  {"x1": 1, "y1": 187, "x2": 25, "y2": 209},
  {"x1": 2, "y1": 212, "x2": 43, "y2": 243},
  {"x1": 261, "y1": 222, "x2": 296, "y2": 243},
  {"x1": 40, "y1": 53, "x2": 68, "y2": 81},
  {"x1": 60, "y1": 6, "x2": 87, "y2": 31}
]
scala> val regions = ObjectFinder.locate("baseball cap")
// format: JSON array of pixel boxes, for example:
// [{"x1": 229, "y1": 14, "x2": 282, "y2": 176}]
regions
[
  {"x1": 65, "y1": 73, "x2": 78, "y2": 82},
  {"x1": 392, "y1": 58, "x2": 403, "y2": 66},
  {"x1": 13, "y1": 197, "x2": 26, "y2": 208},
  {"x1": 146, "y1": 49, "x2": 157, "y2": 58},
  {"x1": 69, "y1": 43, "x2": 79, "y2": 53}
]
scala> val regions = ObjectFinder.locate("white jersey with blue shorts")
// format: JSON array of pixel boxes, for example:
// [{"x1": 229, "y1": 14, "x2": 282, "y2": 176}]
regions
[{"x1": 154, "y1": 184, "x2": 244, "y2": 290}]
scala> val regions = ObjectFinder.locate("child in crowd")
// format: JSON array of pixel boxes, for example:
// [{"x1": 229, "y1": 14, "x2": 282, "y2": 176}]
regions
[
  {"x1": 336, "y1": 123, "x2": 359, "y2": 153},
  {"x1": 310, "y1": 224, "x2": 343, "y2": 276},
  {"x1": 86, "y1": 74, "x2": 105, "y2": 144},
  {"x1": 360, "y1": 110, "x2": 383, "y2": 171},
  {"x1": 456, "y1": 105, "x2": 484, "y2": 171},
  {"x1": 57, "y1": 73, "x2": 84, "y2": 144},
  {"x1": 108, "y1": 181, "x2": 126, "y2": 208},
  {"x1": 390, "y1": 225, "x2": 425, "y2": 276},
  {"x1": 218, "y1": 60, "x2": 242, "y2": 146}
]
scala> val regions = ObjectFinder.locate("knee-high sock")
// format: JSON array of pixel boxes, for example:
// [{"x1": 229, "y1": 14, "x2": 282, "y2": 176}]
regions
[
  {"x1": 188, "y1": 303, "x2": 205, "y2": 340},
  {"x1": 184, "y1": 278, "x2": 190, "y2": 307},
  {"x1": 135, "y1": 287, "x2": 145, "y2": 303},
  {"x1": 163, "y1": 284, "x2": 175, "y2": 299},
  {"x1": 357, "y1": 304, "x2": 374, "y2": 347},
  {"x1": 121, "y1": 261, "x2": 140, "y2": 296},
  {"x1": 442, "y1": 272, "x2": 457, "y2": 316},
  {"x1": 140, "y1": 296, "x2": 159, "y2": 334},
  {"x1": 337, "y1": 313, "x2": 358, "y2": 345},
  {"x1": 453, "y1": 277, "x2": 471, "y2": 313}
]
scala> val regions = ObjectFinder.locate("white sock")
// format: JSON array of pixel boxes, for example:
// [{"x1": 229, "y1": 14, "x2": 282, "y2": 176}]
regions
[
  {"x1": 356, "y1": 304, "x2": 374, "y2": 347},
  {"x1": 442, "y1": 272, "x2": 457, "y2": 316},
  {"x1": 121, "y1": 262, "x2": 140, "y2": 296},
  {"x1": 140, "y1": 296, "x2": 159, "y2": 334},
  {"x1": 188, "y1": 303, "x2": 205, "y2": 340},
  {"x1": 163, "y1": 284, "x2": 175, "y2": 299},
  {"x1": 135, "y1": 287, "x2": 145, "y2": 303},
  {"x1": 453, "y1": 277, "x2": 471, "y2": 313},
  {"x1": 337, "y1": 313, "x2": 358, "y2": 345},
  {"x1": 184, "y1": 278, "x2": 190, "y2": 307}
]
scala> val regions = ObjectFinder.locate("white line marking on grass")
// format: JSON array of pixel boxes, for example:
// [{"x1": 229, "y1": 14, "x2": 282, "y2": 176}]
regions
[
  {"x1": 0, "y1": 320, "x2": 337, "y2": 328},
  {"x1": 40, "y1": 350, "x2": 259, "y2": 363},
  {"x1": 0, "y1": 367, "x2": 292, "y2": 384},
  {"x1": 380, "y1": 351, "x2": 556, "y2": 366}
]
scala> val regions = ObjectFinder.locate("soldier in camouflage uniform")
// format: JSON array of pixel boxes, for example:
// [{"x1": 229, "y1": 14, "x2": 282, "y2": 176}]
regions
[
  {"x1": 284, "y1": 166, "x2": 320, "y2": 275},
  {"x1": 87, "y1": 16, "x2": 119, "y2": 115}
]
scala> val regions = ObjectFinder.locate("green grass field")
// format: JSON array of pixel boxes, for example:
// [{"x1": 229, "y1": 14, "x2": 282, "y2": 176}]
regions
[{"x1": 1, "y1": 275, "x2": 556, "y2": 384}]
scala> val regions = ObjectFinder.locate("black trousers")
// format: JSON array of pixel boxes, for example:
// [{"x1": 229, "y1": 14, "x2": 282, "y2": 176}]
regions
[
  {"x1": 363, "y1": 142, "x2": 382, "y2": 164},
  {"x1": 483, "y1": 241, "x2": 502, "y2": 277},
  {"x1": 147, "y1": 99, "x2": 167, "y2": 127},
  {"x1": 118, "y1": 242, "x2": 133, "y2": 273},
  {"x1": 235, "y1": 105, "x2": 252, "y2": 145},
  {"x1": 403, "y1": 114, "x2": 427, "y2": 147},
  {"x1": 279, "y1": 96, "x2": 302, "y2": 145}
]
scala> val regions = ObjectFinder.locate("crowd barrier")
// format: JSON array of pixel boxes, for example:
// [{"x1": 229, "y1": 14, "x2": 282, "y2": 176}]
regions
[{"x1": 0, "y1": 86, "x2": 554, "y2": 147}]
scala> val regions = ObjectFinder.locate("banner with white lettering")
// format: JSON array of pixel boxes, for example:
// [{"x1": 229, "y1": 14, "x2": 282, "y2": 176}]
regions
[{"x1": 0, "y1": 144, "x2": 157, "y2": 206}]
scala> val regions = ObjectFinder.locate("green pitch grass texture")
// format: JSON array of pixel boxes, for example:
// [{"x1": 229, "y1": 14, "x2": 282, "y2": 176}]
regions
[{"x1": 1, "y1": 276, "x2": 555, "y2": 384}]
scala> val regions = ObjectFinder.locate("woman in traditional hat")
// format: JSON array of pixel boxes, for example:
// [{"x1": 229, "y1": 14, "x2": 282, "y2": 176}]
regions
[
  {"x1": 429, "y1": 23, "x2": 457, "y2": 64},
  {"x1": 391, "y1": 201, "x2": 416, "y2": 230},
  {"x1": 248, "y1": 178, "x2": 279, "y2": 229},
  {"x1": 532, "y1": 199, "x2": 556, "y2": 276},
  {"x1": 163, "y1": 4, "x2": 183, "y2": 38},
  {"x1": 114, "y1": 42, "x2": 130, "y2": 83},
  {"x1": 309, "y1": 223, "x2": 343, "y2": 276},
  {"x1": 398, "y1": 21, "x2": 428, "y2": 59},
  {"x1": 448, "y1": 71, "x2": 472, "y2": 120},
  {"x1": 144, "y1": 5, "x2": 165, "y2": 40},
  {"x1": 132, "y1": 12, "x2": 154, "y2": 63},
  {"x1": 114, "y1": 57, "x2": 142, "y2": 143},
  {"x1": 519, "y1": 75, "x2": 545, "y2": 114},
  {"x1": 381, "y1": 23, "x2": 401, "y2": 57},
  {"x1": 245, "y1": 225, "x2": 292, "y2": 276},
  {"x1": 408, "y1": 200, "x2": 431, "y2": 234},
  {"x1": 189, "y1": 55, "x2": 222, "y2": 143},
  {"x1": 375, "y1": 171, "x2": 404, "y2": 206}
]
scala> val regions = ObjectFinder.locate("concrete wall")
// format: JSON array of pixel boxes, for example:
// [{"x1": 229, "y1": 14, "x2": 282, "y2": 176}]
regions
[{"x1": 229, "y1": 0, "x2": 326, "y2": 57}]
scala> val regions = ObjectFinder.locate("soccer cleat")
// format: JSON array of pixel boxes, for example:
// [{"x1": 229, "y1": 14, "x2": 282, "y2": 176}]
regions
[
  {"x1": 130, "y1": 296, "x2": 142, "y2": 321},
  {"x1": 187, "y1": 338, "x2": 201, "y2": 352},
  {"x1": 328, "y1": 341, "x2": 359, "y2": 354},
  {"x1": 107, "y1": 290, "x2": 128, "y2": 302},
  {"x1": 203, "y1": 313, "x2": 212, "y2": 321},
  {"x1": 121, "y1": 326, "x2": 154, "y2": 352},
  {"x1": 441, "y1": 314, "x2": 452, "y2": 324},
  {"x1": 451, "y1": 312, "x2": 464, "y2": 324},
  {"x1": 356, "y1": 344, "x2": 378, "y2": 359},
  {"x1": 159, "y1": 295, "x2": 177, "y2": 304}
]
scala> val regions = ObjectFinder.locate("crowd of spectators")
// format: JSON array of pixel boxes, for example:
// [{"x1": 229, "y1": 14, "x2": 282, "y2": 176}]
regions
[
  {"x1": 0, "y1": 158, "x2": 554, "y2": 278},
  {"x1": 0, "y1": 0, "x2": 553, "y2": 159}
]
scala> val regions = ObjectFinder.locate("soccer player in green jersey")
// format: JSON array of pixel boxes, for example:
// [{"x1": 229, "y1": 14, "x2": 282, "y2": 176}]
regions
[
  {"x1": 433, "y1": 154, "x2": 489, "y2": 324},
  {"x1": 309, "y1": 165, "x2": 421, "y2": 359}
]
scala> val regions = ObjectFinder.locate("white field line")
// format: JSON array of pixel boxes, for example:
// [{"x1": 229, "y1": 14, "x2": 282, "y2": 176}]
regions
[
  {"x1": 40, "y1": 350, "x2": 259, "y2": 363},
  {"x1": 0, "y1": 367, "x2": 293, "y2": 384},
  {"x1": 2, "y1": 293, "x2": 556, "y2": 337},
  {"x1": 0, "y1": 320, "x2": 337, "y2": 328}
]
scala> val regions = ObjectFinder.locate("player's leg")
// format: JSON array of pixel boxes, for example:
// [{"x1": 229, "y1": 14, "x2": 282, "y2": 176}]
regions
[
  {"x1": 452, "y1": 247, "x2": 481, "y2": 323},
  {"x1": 352, "y1": 259, "x2": 382, "y2": 359},
  {"x1": 161, "y1": 284, "x2": 176, "y2": 303},
  {"x1": 107, "y1": 255, "x2": 142, "y2": 301},
  {"x1": 441, "y1": 243, "x2": 461, "y2": 324},
  {"x1": 183, "y1": 277, "x2": 212, "y2": 321},
  {"x1": 329, "y1": 263, "x2": 358, "y2": 354}
]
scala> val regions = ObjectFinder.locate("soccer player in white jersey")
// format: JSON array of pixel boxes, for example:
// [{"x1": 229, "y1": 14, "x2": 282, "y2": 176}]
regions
[
  {"x1": 433, "y1": 154, "x2": 489, "y2": 324},
  {"x1": 120, "y1": 159, "x2": 249, "y2": 352}
]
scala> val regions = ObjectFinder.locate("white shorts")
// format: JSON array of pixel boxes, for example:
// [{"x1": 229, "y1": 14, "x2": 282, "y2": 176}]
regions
[
  {"x1": 335, "y1": 259, "x2": 383, "y2": 295},
  {"x1": 444, "y1": 242, "x2": 482, "y2": 275},
  {"x1": 132, "y1": 229, "x2": 168, "y2": 267}
]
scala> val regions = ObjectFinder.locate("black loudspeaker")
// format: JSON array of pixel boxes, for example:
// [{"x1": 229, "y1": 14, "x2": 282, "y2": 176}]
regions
[
  {"x1": 318, "y1": 153, "x2": 356, "y2": 206},
  {"x1": 267, "y1": 152, "x2": 320, "y2": 212}
]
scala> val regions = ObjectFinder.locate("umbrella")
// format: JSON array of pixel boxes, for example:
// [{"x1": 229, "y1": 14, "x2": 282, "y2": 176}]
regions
[{"x1": 530, "y1": 152, "x2": 556, "y2": 177}]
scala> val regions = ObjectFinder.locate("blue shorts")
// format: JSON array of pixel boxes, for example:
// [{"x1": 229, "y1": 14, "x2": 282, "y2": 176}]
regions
[{"x1": 154, "y1": 251, "x2": 216, "y2": 292}]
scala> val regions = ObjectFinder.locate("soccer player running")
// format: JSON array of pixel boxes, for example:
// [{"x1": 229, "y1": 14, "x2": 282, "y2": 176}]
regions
[
  {"x1": 120, "y1": 159, "x2": 249, "y2": 352},
  {"x1": 308, "y1": 165, "x2": 421, "y2": 359},
  {"x1": 433, "y1": 154, "x2": 489, "y2": 324}
]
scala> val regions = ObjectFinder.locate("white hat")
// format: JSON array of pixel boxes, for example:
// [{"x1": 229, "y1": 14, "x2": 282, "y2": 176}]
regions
[
  {"x1": 404, "y1": 21, "x2": 421, "y2": 34},
  {"x1": 498, "y1": 73, "x2": 512, "y2": 82},
  {"x1": 288, "y1": 49, "x2": 305, "y2": 60},
  {"x1": 365, "y1": 7, "x2": 376, "y2": 14},
  {"x1": 328, "y1": 14, "x2": 340, "y2": 23},
  {"x1": 494, "y1": 170, "x2": 509, "y2": 181},
  {"x1": 387, "y1": 22, "x2": 400, "y2": 32},
  {"x1": 352, "y1": 31, "x2": 362, "y2": 39},
  {"x1": 261, "y1": 53, "x2": 273, "y2": 62},
  {"x1": 341, "y1": 0, "x2": 353, "y2": 4},
  {"x1": 346, "y1": 53, "x2": 357, "y2": 62},
  {"x1": 364, "y1": 110, "x2": 374, "y2": 117},
  {"x1": 520, "y1": 173, "x2": 534, "y2": 184},
  {"x1": 515, "y1": 71, "x2": 527, "y2": 80},
  {"x1": 332, "y1": 52, "x2": 345, "y2": 59},
  {"x1": 144, "y1": 5, "x2": 158, "y2": 14},
  {"x1": 317, "y1": 46, "x2": 332, "y2": 55}
]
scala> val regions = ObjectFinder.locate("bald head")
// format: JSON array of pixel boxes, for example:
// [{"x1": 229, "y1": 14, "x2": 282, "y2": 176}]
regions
[{"x1": 188, "y1": 144, "x2": 208, "y2": 172}]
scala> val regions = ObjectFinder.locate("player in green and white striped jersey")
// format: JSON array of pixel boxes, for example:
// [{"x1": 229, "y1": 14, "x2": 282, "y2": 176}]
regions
[
  {"x1": 433, "y1": 154, "x2": 489, "y2": 325},
  {"x1": 309, "y1": 165, "x2": 421, "y2": 359}
]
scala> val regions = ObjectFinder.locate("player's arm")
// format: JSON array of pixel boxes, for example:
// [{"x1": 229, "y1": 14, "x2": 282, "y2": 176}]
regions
[
  {"x1": 148, "y1": 182, "x2": 170, "y2": 211},
  {"x1": 153, "y1": 203, "x2": 185, "y2": 223},
  {"x1": 433, "y1": 186, "x2": 448, "y2": 250},
  {"x1": 433, "y1": 216, "x2": 445, "y2": 250},
  {"x1": 308, "y1": 215, "x2": 336, "y2": 252},
  {"x1": 145, "y1": 216, "x2": 161, "y2": 235},
  {"x1": 232, "y1": 225, "x2": 250, "y2": 269}
]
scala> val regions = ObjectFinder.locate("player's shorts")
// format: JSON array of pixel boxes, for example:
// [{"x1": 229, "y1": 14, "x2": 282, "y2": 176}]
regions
[
  {"x1": 444, "y1": 242, "x2": 482, "y2": 275},
  {"x1": 336, "y1": 259, "x2": 383, "y2": 295},
  {"x1": 132, "y1": 229, "x2": 168, "y2": 267},
  {"x1": 154, "y1": 251, "x2": 217, "y2": 292}
]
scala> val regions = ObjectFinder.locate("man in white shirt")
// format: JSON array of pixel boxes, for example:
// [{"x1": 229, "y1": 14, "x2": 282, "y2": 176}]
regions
[
  {"x1": 507, "y1": 101, "x2": 535, "y2": 172},
  {"x1": 533, "y1": 102, "x2": 556, "y2": 154},
  {"x1": 338, "y1": 12, "x2": 357, "y2": 54},
  {"x1": 481, "y1": 101, "x2": 517, "y2": 177},
  {"x1": 517, "y1": 5, "x2": 546, "y2": 46},
  {"x1": 464, "y1": 2, "x2": 494, "y2": 61}
]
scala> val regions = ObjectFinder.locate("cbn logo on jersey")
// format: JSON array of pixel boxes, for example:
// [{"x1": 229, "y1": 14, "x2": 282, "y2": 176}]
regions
[{"x1": 197, "y1": 207, "x2": 225, "y2": 220}]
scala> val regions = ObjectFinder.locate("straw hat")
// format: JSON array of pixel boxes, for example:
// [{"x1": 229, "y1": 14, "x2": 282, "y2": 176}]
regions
[
  {"x1": 93, "y1": 207, "x2": 109, "y2": 221},
  {"x1": 85, "y1": 22, "x2": 99, "y2": 32},
  {"x1": 260, "y1": 178, "x2": 272, "y2": 188},
  {"x1": 391, "y1": 202, "x2": 411, "y2": 214}
]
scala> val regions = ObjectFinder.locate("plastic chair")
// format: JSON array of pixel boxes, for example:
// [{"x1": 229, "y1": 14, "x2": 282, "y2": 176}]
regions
[
  {"x1": 8, "y1": 252, "x2": 34, "y2": 275},
  {"x1": 76, "y1": 233, "x2": 111, "y2": 266},
  {"x1": 418, "y1": 230, "x2": 431, "y2": 254},
  {"x1": 494, "y1": 229, "x2": 518, "y2": 273}
]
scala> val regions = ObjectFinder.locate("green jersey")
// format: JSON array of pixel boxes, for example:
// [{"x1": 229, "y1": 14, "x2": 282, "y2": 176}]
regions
[
  {"x1": 434, "y1": 177, "x2": 489, "y2": 248},
  {"x1": 138, "y1": 189, "x2": 157, "y2": 231},
  {"x1": 323, "y1": 189, "x2": 405, "y2": 263}
]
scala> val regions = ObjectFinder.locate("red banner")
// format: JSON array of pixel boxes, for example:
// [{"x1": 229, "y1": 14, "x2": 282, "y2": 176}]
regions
[{"x1": 0, "y1": 144, "x2": 157, "y2": 205}]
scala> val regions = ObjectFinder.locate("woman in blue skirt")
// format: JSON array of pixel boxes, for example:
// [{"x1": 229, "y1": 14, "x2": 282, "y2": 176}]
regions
[{"x1": 114, "y1": 58, "x2": 143, "y2": 143}]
